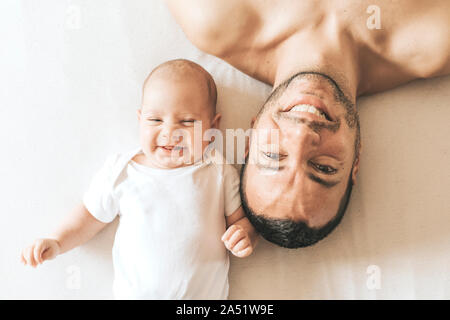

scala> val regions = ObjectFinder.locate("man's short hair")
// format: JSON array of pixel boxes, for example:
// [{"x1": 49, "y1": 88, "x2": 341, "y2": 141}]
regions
[{"x1": 240, "y1": 162, "x2": 354, "y2": 248}]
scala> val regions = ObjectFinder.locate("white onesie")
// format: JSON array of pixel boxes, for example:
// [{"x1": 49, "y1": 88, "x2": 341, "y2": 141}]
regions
[{"x1": 83, "y1": 148, "x2": 241, "y2": 299}]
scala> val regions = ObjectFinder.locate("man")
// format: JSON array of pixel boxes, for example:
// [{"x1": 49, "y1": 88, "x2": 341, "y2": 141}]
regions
[{"x1": 165, "y1": 0, "x2": 450, "y2": 248}]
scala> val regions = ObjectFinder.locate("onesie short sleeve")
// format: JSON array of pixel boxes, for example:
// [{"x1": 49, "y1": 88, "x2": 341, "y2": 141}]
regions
[
  {"x1": 83, "y1": 154, "x2": 120, "y2": 223},
  {"x1": 223, "y1": 164, "x2": 242, "y2": 217}
]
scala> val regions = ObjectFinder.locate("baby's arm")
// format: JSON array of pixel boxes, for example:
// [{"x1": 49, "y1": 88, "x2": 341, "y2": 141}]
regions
[
  {"x1": 222, "y1": 206, "x2": 258, "y2": 258},
  {"x1": 21, "y1": 203, "x2": 107, "y2": 267}
]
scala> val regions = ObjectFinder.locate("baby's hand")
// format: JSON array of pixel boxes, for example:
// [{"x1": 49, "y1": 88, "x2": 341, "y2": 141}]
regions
[
  {"x1": 20, "y1": 238, "x2": 61, "y2": 268},
  {"x1": 221, "y1": 225, "x2": 254, "y2": 258}
]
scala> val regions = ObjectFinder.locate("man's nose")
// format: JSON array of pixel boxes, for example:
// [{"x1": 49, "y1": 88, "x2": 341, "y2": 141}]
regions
[{"x1": 282, "y1": 125, "x2": 320, "y2": 156}]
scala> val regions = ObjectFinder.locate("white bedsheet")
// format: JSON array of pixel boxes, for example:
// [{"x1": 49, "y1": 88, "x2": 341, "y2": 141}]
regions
[{"x1": 1, "y1": 0, "x2": 449, "y2": 299}]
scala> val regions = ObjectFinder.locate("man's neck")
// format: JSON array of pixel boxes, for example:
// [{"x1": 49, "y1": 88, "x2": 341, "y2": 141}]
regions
[{"x1": 272, "y1": 25, "x2": 361, "y2": 105}]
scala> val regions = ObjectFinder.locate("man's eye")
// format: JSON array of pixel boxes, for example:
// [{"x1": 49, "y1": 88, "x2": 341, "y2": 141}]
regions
[
  {"x1": 263, "y1": 152, "x2": 281, "y2": 160},
  {"x1": 312, "y1": 162, "x2": 337, "y2": 174},
  {"x1": 147, "y1": 118, "x2": 161, "y2": 122}
]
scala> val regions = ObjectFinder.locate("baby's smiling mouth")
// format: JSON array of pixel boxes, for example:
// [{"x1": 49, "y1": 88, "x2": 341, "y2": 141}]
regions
[{"x1": 159, "y1": 145, "x2": 185, "y2": 151}]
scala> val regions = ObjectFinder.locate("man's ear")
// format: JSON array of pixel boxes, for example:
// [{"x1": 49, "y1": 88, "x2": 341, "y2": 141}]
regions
[
  {"x1": 211, "y1": 113, "x2": 221, "y2": 129},
  {"x1": 351, "y1": 143, "x2": 362, "y2": 185},
  {"x1": 244, "y1": 130, "x2": 255, "y2": 159},
  {"x1": 244, "y1": 117, "x2": 257, "y2": 158},
  {"x1": 243, "y1": 116, "x2": 258, "y2": 158}
]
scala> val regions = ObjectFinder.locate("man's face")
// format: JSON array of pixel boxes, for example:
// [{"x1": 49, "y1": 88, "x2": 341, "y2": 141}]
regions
[{"x1": 243, "y1": 73, "x2": 360, "y2": 229}]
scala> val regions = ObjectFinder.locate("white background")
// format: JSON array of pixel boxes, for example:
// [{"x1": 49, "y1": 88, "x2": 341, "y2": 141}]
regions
[{"x1": 1, "y1": 0, "x2": 450, "y2": 299}]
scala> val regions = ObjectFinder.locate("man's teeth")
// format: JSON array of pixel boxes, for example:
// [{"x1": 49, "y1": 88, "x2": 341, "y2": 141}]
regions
[{"x1": 290, "y1": 104, "x2": 327, "y2": 119}]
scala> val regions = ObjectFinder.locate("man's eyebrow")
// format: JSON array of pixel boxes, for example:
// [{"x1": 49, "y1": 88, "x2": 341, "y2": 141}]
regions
[
  {"x1": 256, "y1": 162, "x2": 285, "y2": 172},
  {"x1": 307, "y1": 172, "x2": 340, "y2": 188}
]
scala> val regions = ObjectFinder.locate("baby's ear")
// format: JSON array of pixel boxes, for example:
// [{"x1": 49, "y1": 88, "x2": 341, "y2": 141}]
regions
[
  {"x1": 211, "y1": 113, "x2": 221, "y2": 129},
  {"x1": 136, "y1": 108, "x2": 142, "y2": 121}
]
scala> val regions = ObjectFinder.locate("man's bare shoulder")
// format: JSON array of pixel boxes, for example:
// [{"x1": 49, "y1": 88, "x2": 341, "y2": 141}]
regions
[
  {"x1": 357, "y1": 2, "x2": 450, "y2": 94},
  {"x1": 165, "y1": 0, "x2": 450, "y2": 91},
  {"x1": 165, "y1": 0, "x2": 258, "y2": 56},
  {"x1": 390, "y1": 3, "x2": 450, "y2": 77}
]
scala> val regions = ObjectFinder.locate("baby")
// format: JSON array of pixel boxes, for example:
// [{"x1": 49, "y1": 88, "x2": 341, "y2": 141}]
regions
[{"x1": 20, "y1": 59, "x2": 258, "y2": 299}]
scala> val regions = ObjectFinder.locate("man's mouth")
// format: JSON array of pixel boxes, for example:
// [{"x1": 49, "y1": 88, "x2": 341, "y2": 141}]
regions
[
  {"x1": 282, "y1": 95, "x2": 333, "y2": 121},
  {"x1": 288, "y1": 104, "x2": 328, "y2": 120}
]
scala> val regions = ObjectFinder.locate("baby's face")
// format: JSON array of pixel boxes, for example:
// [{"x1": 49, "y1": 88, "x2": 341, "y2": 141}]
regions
[{"x1": 138, "y1": 76, "x2": 218, "y2": 169}]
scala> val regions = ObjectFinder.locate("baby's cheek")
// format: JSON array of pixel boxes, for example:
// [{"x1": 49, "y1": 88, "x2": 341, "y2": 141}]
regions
[
  {"x1": 140, "y1": 127, "x2": 158, "y2": 150},
  {"x1": 177, "y1": 127, "x2": 201, "y2": 162},
  {"x1": 177, "y1": 127, "x2": 194, "y2": 147},
  {"x1": 177, "y1": 125, "x2": 219, "y2": 160}
]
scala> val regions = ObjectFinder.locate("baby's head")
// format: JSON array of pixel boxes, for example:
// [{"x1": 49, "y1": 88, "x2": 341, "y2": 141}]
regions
[{"x1": 137, "y1": 59, "x2": 220, "y2": 169}]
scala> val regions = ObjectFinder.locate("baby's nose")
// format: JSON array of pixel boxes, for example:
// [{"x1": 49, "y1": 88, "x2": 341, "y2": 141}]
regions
[{"x1": 159, "y1": 125, "x2": 183, "y2": 144}]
